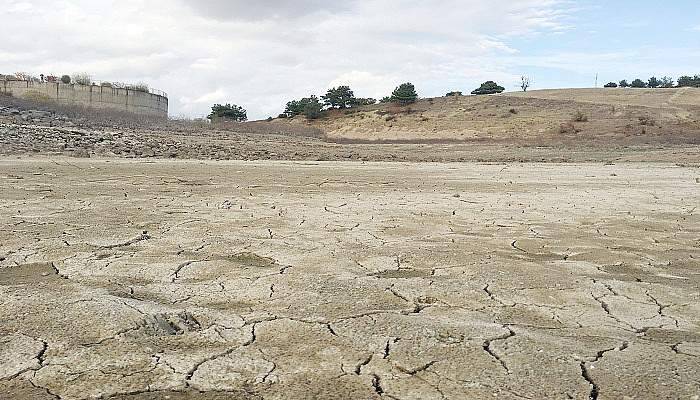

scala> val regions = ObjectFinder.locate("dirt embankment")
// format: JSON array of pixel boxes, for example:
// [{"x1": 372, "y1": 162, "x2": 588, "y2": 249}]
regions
[
  {"x1": 1, "y1": 88, "x2": 699, "y2": 163},
  {"x1": 287, "y1": 88, "x2": 700, "y2": 144}
]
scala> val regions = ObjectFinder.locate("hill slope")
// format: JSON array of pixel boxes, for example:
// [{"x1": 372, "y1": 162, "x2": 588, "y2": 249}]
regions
[{"x1": 281, "y1": 88, "x2": 700, "y2": 145}]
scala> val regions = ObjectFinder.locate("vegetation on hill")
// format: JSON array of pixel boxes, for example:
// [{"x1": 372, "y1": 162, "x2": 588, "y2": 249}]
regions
[
  {"x1": 630, "y1": 79, "x2": 647, "y2": 88},
  {"x1": 208, "y1": 103, "x2": 247, "y2": 122},
  {"x1": 322, "y1": 86, "x2": 355, "y2": 109},
  {"x1": 390, "y1": 83, "x2": 419, "y2": 105},
  {"x1": 472, "y1": 81, "x2": 505, "y2": 95},
  {"x1": 283, "y1": 96, "x2": 321, "y2": 118},
  {"x1": 677, "y1": 75, "x2": 700, "y2": 87},
  {"x1": 208, "y1": 72, "x2": 699, "y2": 122}
]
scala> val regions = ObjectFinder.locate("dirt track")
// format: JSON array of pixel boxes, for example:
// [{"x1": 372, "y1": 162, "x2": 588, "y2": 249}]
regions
[{"x1": 1, "y1": 158, "x2": 698, "y2": 399}]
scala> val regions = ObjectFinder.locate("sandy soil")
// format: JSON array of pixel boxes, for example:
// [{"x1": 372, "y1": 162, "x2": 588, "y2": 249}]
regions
[
  {"x1": 301, "y1": 88, "x2": 700, "y2": 143},
  {"x1": 1, "y1": 158, "x2": 698, "y2": 400}
]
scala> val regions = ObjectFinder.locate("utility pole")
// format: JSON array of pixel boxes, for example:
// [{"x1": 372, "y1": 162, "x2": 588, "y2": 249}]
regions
[{"x1": 595, "y1": 73, "x2": 598, "y2": 88}]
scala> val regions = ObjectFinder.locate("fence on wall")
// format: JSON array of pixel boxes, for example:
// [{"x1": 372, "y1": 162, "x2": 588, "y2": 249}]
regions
[{"x1": 0, "y1": 79, "x2": 168, "y2": 117}]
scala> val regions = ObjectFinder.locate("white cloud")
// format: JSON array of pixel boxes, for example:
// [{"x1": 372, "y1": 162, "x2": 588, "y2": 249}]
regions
[{"x1": 0, "y1": 0, "x2": 573, "y2": 118}]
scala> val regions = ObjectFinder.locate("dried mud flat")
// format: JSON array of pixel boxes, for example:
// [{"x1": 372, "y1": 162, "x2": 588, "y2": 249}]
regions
[{"x1": 1, "y1": 158, "x2": 699, "y2": 400}]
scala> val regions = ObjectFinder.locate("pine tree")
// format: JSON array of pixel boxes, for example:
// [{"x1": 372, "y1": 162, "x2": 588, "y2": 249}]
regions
[
  {"x1": 322, "y1": 86, "x2": 356, "y2": 109},
  {"x1": 208, "y1": 104, "x2": 247, "y2": 122},
  {"x1": 390, "y1": 83, "x2": 418, "y2": 105},
  {"x1": 471, "y1": 81, "x2": 505, "y2": 95},
  {"x1": 630, "y1": 79, "x2": 646, "y2": 88}
]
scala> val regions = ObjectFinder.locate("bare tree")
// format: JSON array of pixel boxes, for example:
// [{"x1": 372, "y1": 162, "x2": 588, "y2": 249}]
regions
[
  {"x1": 520, "y1": 76, "x2": 530, "y2": 92},
  {"x1": 14, "y1": 72, "x2": 33, "y2": 81},
  {"x1": 73, "y1": 73, "x2": 92, "y2": 86}
]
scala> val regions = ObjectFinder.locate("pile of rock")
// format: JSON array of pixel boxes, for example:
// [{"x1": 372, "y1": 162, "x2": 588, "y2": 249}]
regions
[{"x1": 0, "y1": 106, "x2": 75, "y2": 126}]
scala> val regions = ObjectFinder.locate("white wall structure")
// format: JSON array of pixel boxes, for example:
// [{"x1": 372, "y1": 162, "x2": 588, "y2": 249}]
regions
[{"x1": 1, "y1": 80, "x2": 168, "y2": 117}]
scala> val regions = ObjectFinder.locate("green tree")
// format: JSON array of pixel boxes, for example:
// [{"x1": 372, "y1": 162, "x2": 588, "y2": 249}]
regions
[
  {"x1": 647, "y1": 77, "x2": 660, "y2": 88},
  {"x1": 390, "y1": 83, "x2": 418, "y2": 105},
  {"x1": 630, "y1": 79, "x2": 646, "y2": 88},
  {"x1": 322, "y1": 86, "x2": 356, "y2": 109},
  {"x1": 677, "y1": 75, "x2": 700, "y2": 88},
  {"x1": 619, "y1": 80, "x2": 629, "y2": 88},
  {"x1": 284, "y1": 96, "x2": 321, "y2": 117},
  {"x1": 471, "y1": 81, "x2": 505, "y2": 95},
  {"x1": 303, "y1": 97, "x2": 324, "y2": 119},
  {"x1": 60, "y1": 75, "x2": 71, "y2": 84},
  {"x1": 208, "y1": 103, "x2": 247, "y2": 122},
  {"x1": 604, "y1": 82, "x2": 618, "y2": 88},
  {"x1": 379, "y1": 96, "x2": 392, "y2": 103},
  {"x1": 660, "y1": 77, "x2": 675, "y2": 88}
]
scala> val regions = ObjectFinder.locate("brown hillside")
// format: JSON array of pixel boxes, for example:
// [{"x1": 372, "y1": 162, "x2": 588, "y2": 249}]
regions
[{"x1": 279, "y1": 88, "x2": 700, "y2": 145}]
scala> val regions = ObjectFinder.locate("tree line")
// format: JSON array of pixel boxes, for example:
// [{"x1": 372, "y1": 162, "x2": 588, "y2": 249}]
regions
[
  {"x1": 209, "y1": 80, "x2": 511, "y2": 122},
  {"x1": 604, "y1": 75, "x2": 700, "y2": 89},
  {"x1": 209, "y1": 73, "x2": 700, "y2": 121}
]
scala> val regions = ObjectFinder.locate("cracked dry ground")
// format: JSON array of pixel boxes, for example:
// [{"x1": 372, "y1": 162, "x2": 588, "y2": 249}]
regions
[{"x1": 0, "y1": 158, "x2": 698, "y2": 400}]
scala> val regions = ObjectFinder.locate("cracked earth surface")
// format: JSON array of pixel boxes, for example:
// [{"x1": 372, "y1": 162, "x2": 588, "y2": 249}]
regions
[{"x1": 0, "y1": 158, "x2": 698, "y2": 400}]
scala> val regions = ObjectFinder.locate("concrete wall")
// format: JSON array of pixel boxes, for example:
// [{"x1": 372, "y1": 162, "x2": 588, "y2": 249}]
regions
[{"x1": 0, "y1": 80, "x2": 168, "y2": 117}]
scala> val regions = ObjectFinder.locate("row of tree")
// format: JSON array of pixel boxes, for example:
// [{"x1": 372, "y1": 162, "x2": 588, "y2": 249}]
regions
[
  {"x1": 280, "y1": 83, "x2": 419, "y2": 120},
  {"x1": 604, "y1": 75, "x2": 700, "y2": 89},
  {"x1": 210, "y1": 79, "x2": 513, "y2": 121}
]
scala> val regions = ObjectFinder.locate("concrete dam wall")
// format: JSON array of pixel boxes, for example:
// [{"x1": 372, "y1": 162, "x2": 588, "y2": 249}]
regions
[{"x1": 0, "y1": 80, "x2": 168, "y2": 117}]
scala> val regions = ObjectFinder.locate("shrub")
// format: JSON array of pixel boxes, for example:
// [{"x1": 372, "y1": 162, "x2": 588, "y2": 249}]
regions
[
  {"x1": 208, "y1": 103, "x2": 247, "y2": 122},
  {"x1": 125, "y1": 83, "x2": 149, "y2": 93},
  {"x1": 23, "y1": 90, "x2": 51, "y2": 103},
  {"x1": 630, "y1": 79, "x2": 646, "y2": 88},
  {"x1": 60, "y1": 75, "x2": 71, "y2": 84},
  {"x1": 390, "y1": 83, "x2": 418, "y2": 105},
  {"x1": 639, "y1": 116, "x2": 656, "y2": 126},
  {"x1": 509, "y1": 108, "x2": 518, "y2": 114},
  {"x1": 604, "y1": 82, "x2": 618, "y2": 88},
  {"x1": 446, "y1": 91, "x2": 462, "y2": 97},
  {"x1": 352, "y1": 98, "x2": 377, "y2": 106},
  {"x1": 559, "y1": 122, "x2": 580, "y2": 134},
  {"x1": 100, "y1": 82, "x2": 113, "y2": 88},
  {"x1": 471, "y1": 81, "x2": 505, "y2": 95},
  {"x1": 573, "y1": 110, "x2": 588, "y2": 122},
  {"x1": 379, "y1": 96, "x2": 392, "y2": 103},
  {"x1": 73, "y1": 73, "x2": 92, "y2": 86},
  {"x1": 619, "y1": 80, "x2": 629, "y2": 88},
  {"x1": 277, "y1": 113, "x2": 287, "y2": 119}
]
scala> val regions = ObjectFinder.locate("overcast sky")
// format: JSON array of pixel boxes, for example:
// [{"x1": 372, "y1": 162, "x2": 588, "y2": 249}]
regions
[{"x1": 1, "y1": 0, "x2": 699, "y2": 119}]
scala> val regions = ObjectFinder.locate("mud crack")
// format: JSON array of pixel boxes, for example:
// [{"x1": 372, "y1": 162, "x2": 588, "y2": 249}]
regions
[
  {"x1": 97, "y1": 231, "x2": 151, "y2": 249},
  {"x1": 482, "y1": 325, "x2": 516, "y2": 373}
]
